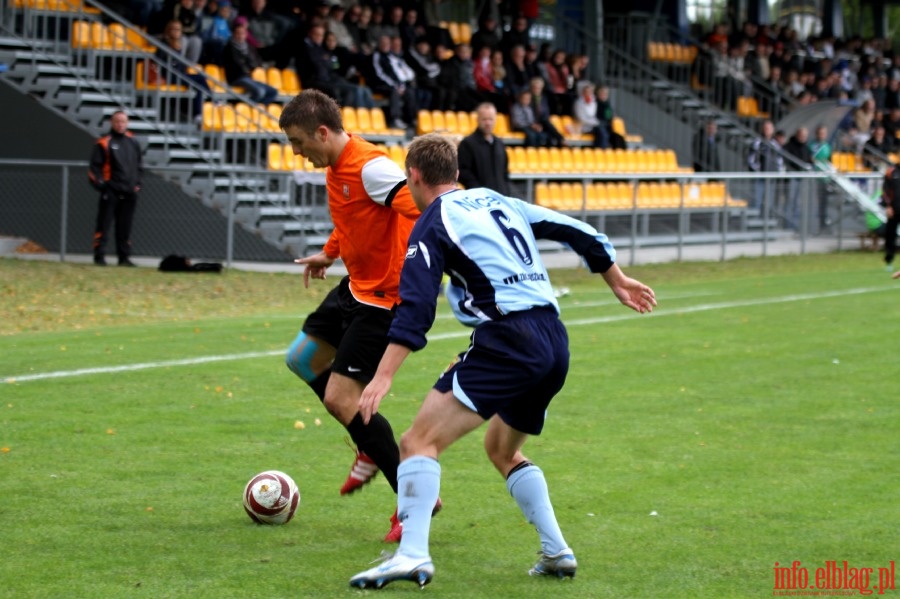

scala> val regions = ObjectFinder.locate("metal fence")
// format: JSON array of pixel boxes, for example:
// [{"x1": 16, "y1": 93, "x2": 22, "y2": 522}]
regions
[{"x1": 2, "y1": 158, "x2": 884, "y2": 269}]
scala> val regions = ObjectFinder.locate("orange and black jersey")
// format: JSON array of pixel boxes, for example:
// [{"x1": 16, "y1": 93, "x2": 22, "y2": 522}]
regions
[
  {"x1": 323, "y1": 134, "x2": 420, "y2": 310},
  {"x1": 88, "y1": 131, "x2": 143, "y2": 195}
]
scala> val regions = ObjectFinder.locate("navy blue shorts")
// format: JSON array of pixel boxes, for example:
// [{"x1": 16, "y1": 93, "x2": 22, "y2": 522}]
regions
[
  {"x1": 433, "y1": 307, "x2": 569, "y2": 435},
  {"x1": 301, "y1": 276, "x2": 395, "y2": 383}
]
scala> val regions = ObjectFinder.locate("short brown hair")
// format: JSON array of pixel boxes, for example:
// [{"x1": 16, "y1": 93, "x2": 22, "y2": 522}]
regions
[
  {"x1": 406, "y1": 134, "x2": 457, "y2": 187},
  {"x1": 279, "y1": 89, "x2": 344, "y2": 135}
]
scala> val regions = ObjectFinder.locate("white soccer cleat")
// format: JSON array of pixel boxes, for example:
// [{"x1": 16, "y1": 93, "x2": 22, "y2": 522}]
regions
[
  {"x1": 349, "y1": 552, "x2": 435, "y2": 590},
  {"x1": 528, "y1": 548, "x2": 577, "y2": 579}
]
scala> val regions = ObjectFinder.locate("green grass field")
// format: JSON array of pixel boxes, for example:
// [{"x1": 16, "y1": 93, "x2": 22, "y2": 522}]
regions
[{"x1": 1, "y1": 254, "x2": 897, "y2": 599}]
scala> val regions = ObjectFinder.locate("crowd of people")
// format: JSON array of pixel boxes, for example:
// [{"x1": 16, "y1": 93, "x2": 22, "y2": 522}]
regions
[
  {"x1": 116, "y1": 0, "x2": 621, "y2": 145},
  {"x1": 695, "y1": 20, "x2": 900, "y2": 160}
]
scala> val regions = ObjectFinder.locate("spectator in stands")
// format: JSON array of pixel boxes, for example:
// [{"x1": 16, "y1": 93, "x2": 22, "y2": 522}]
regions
[
  {"x1": 156, "y1": 20, "x2": 212, "y2": 123},
  {"x1": 527, "y1": 76, "x2": 564, "y2": 147},
  {"x1": 130, "y1": 0, "x2": 162, "y2": 28},
  {"x1": 510, "y1": 89, "x2": 548, "y2": 147},
  {"x1": 504, "y1": 44, "x2": 535, "y2": 100},
  {"x1": 355, "y1": 5, "x2": 374, "y2": 54},
  {"x1": 298, "y1": 24, "x2": 373, "y2": 109},
  {"x1": 201, "y1": 0, "x2": 232, "y2": 64},
  {"x1": 370, "y1": 34, "x2": 418, "y2": 130},
  {"x1": 166, "y1": 0, "x2": 204, "y2": 63},
  {"x1": 469, "y1": 16, "x2": 501, "y2": 56},
  {"x1": 437, "y1": 43, "x2": 478, "y2": 112},
  {"x1": 222, "y1": 21, "x2": 279, "y2": 104},
  {"x1": 863, "y1": 124, "x2": 893, "y2": 168},
  {"x1": 501, "y1": 15, "x2": 530, "y2": 57},
  {"x1": 473, "y1": 47, "x2": 509, "y2": 112},
  {"x1": 571, "y1": 81, "x2": 609, "y2": 149},
  {"x1": 343, "y1": 3, "x2": 364, "y2": 52},
  {"x1": 398, "y1": 7, "x2": 424, "y2": 51},
  {"x1": 326, "y1": 4, "x2": 355, "y2": 52},
  {"x1": 883, "y1": 107, "x2": 900, "y2": 141},
  {"x1": 88, "y1": 110, "x2": 142, "y2": 267},
  {"x1": 853, "y1": 98, "x2": 877, "y2": 133},
  {"x1": 782, "y1": 126, "x2": 813, "y2": 230},
  {"x1": 367, "y1": 6, "x2": 394, "y2": 48},
  {"x1": 543, "y1": 48, "x2": 571, "y2": 115},
  {"x1": 692, "y1": 119, "x2": 721, "y2": 172},
  {"x1": 457, "y1": 102, "x2": 510, "y2": 195},
  {"x1": 747, "y1": 119, "x2": 783, "y2": 211},
  {"x1": 406, "y1": 36, "x2": 441, "y2": 111},
  {"x1": 322, "y1": 31, "x2": 374, "y2": 108},
  {"x1": 244, "y1": 0, "x2": 295, "y2": 68}
]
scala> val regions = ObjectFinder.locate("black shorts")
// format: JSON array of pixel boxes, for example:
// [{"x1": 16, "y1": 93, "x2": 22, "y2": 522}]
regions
[
  {"x1": 302, "y1": 276, "x2": 395, "y2": 383},
  {"x1": 433, "y1": 307, "x2": 569, "y2": 435}
]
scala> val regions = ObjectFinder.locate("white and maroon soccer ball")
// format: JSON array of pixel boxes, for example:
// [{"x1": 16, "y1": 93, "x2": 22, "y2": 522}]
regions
[{"x1": 242, "y1": 470, "x2": 300, "y2": 525}]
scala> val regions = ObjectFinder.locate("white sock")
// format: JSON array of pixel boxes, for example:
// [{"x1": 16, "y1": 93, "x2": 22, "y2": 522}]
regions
[
  {"x1": 396, "y1": 456, "x2": 441, "y2": 560},
  {"x1": 507, "y1": 464, "x2": 568, "y2": 556}
]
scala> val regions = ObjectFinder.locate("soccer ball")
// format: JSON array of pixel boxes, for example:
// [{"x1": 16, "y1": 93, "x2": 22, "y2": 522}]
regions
[{"x1": 242, "y1": 470, "x2": 300, "y2": 525}]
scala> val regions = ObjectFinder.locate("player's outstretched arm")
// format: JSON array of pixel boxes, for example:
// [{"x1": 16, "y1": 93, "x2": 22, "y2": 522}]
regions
[
  {"x1": 359, "y1": 343, "x2": 412, "y2": 424},
  {"x1": 601, "y1": 264, "x2": 657, "y2": 314},
  {"x1": 294, "y1": 251, "x2": 336, "y2": 288}
]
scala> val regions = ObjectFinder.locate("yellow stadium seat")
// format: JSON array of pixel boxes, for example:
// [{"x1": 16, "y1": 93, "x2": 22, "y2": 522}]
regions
[
  {"x1": 108, "y1": 23, "x2": 127, "y2": 50},
  {"x1": 266, "y1": 67, "x2": 283, "y2": 95},
  {"x1": 548, "y1": 147, "x2": 563, "y2": 172},
  {"x1": 282, "y1": 144, "x2": 299, "y2": 170},
  {"x1": 71, "y1": 20, "x2": 90, "y2": 48},
  {"x1": 267, "y1": 142, "x2": 283, "y2": 170},
  {"x1": 525, "y1": 146, "x2": 540, "y2": 172},
  {"x1": 341, "y1": 106, "x2": 358, "y2": 131},
  {"x1": 443, "y1": 111, "x2": 459, "y2": 134},
  {"x1": 534, "y1": 182, "x2": 550, "y2": 207},
  {"x1": 416, "y1": 110, "x2": 433, "y2": 135},
  {"x1": 537, "y1": 147, "x2": 552, "y2": 172},
  {"x1": 356, "y1": 107, "x2": 373, "y2": 133},
  {"x1": 458, "y1": 22, "x2": 472, "y2": 44},
  {"x1": 251, "y1": 67, "x2": 266, "y2": 84},
  {"x1": 431, "y1": 109, "x2": 447, "y2": 132},
  {"x1": 387, "y1": 144, "x2": 405, "y2": 167},
  {"x1": 281, "y1": 69, "x2": 301, "y2": 95}
]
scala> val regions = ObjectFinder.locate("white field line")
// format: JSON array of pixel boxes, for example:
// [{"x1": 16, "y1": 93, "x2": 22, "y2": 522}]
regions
[{"x1": 3, "y1": 286, "x2": 892, "y2": 384}]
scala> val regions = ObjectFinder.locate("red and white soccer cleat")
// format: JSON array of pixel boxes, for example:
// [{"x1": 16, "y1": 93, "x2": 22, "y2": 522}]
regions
[{"x1": 340, "y1": 448, "x2": 379, "y2": 495}]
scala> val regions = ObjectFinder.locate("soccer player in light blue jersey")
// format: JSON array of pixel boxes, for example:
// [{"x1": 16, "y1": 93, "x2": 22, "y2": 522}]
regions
[{"x1": 349, "y1": 133, "x2": 657, "y2": 590}]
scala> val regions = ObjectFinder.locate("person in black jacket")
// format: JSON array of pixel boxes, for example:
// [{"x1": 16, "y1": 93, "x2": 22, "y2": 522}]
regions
[
  {"x1": 782, "y1": 127, "x2": 813, "y2": 231},
  {"x1": 88, "y1": 111, "x2": 143, "y2": 267},
  {"x1": 457, "y1": 102, "x2": 510, "y2": 195},
  {"x1": 882, "y1": 163, "x2": 900, "y2": 272},
  {"x1": 692, "y1": 119, "x2": 721, "y2": 172}
]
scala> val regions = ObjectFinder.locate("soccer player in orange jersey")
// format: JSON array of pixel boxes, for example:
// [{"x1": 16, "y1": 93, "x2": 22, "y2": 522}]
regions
[{"x1": 279, "y1": 90, "x2": 431, "y2": 541}]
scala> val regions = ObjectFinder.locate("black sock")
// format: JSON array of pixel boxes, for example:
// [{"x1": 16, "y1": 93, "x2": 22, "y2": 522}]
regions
[
  {"x1": 346, "y1": 412, "x2": 400, "y2": 493},
  {"x1": 307, "y1": 369, "x2": 330, "y2": 402},
  {"x1": 507, "y1": 460, "x2": 534, "y2": 479}
]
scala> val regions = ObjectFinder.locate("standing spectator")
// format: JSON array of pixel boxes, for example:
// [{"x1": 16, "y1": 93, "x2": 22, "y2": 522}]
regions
[
  {"x1": 853, "y1": 99, "x2": 877, "y2": 134},
  {"x1": 327, "y1": 4, "x2": 355, "y2": 52},
  {"x1": 348, "y1": 132, "x2": 656, "y2": 590},
  {"x1": 747, "y1": 119, "x2": 783, "y2": 211},
  {"x1": 371, "y1": 34, "x2": 418, "y2": 129},
  {"x1": 808, "y1": 124, "x2": 833, "y2": 230},
  {"x1": 882, "y1": 161, "x2": 900, "y2": 272},
  {"x1": 457, "y1": 102, "x2": 510, "y2": 195},
  {"x1": 693, "y1": 119, "x2": 721, "y2": 172},
  {"x1": 782, "y1": 127, "x2": 813, "y2": 230},
  {"x1": 88, "y1": 111, "x2": 142, "y2": 267},
  {"x1": 277, "y1": 90, "x2": 429, "y2": 542},
  {"x1": 222, "y1": 21, "x2": 279, "y2": 104}
]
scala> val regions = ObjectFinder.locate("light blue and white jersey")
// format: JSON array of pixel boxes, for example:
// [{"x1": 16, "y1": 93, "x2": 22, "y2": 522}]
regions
[{"x1": 388, "y1": 187, "x2": 617, "y2": 351}]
